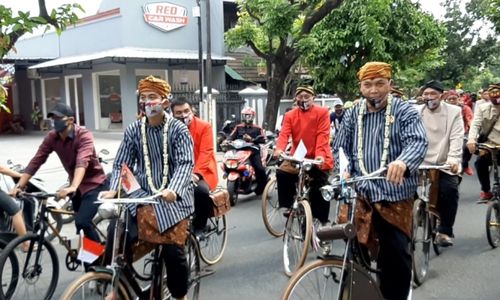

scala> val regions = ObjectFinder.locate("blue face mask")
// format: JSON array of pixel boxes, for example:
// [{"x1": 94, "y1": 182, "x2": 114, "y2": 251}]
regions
[{"x1": 53, "y1": 119, "x2": 68, "y2": 133}]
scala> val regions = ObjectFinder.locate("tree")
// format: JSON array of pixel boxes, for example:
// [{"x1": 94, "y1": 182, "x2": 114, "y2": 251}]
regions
[
  {"x1": 425, "y1": 0, "x2": 499, "y2": 88},
  {"x1": 225, "y1": 0, "x2": 343, "y2": 130},
  {"x1": 0, "y1": 1, "x2": 83, "y2": 111},
  {"x1": 301, "y1": 0, "x2": 446, "y2": 101}
]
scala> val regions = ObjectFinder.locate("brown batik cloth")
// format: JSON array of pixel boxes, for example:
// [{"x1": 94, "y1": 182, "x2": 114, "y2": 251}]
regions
[
  {"x1": 136, "y1": 205, "x2": 189, "y2": 247},
  {"x1": 338, "y1": 197, "x2": 413, "y2": 254},
  {"x1": 426, "y1": 169, "x2": 440, "y2": 217}
]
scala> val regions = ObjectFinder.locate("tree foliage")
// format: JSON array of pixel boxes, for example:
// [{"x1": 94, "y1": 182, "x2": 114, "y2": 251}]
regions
[
  {"x1": 0, "y1": 1, "x2": 83, "y2": 111},
  {"x1": 301, "y1": 0, "x2": 446, "y2": 101},
  {"x1": 426, "y1": 0, "x2": 499, "y2": 89},
  {"x1": 226, "y1": 0, "x2": 343, "y2": 129}
]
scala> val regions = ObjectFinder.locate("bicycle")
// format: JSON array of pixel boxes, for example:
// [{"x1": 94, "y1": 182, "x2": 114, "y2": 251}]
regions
[
  {"x1": 0, "y1": 191, "x2": 109, "y2": 300},
  {"x1": 61, "y1": 193, "x2": 202, "y2": 300},
  {"x1": 279, "y1": 153, "x2": 323, "y2": 277},
  {"x1": 412, "y1": 164, "x2": 450, "y2": 286},
  {"x1": 477, "y1": 143, "x2": 500, "y2": 248},
  {"x1": 262, "y1": 176, "x2": 286, "y2": 237},
  {"x1": 281, "y1": 168, "x2": 387, "y2": 300}
]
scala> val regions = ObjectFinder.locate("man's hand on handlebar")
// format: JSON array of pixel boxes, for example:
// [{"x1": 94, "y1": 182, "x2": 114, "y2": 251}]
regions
[
  {"x1": 314, "y1": 156, "x2": 325, "y2": 166},
  {"x1": 466, "y1": 142, "x2": 477, "y2": 154},
  {"x1": 57, "y1": 186, "x2": 77, "y2": 199},
  {"x1": 448, "y1": 162, "x2": 459, "y2": 174},
  {"x1": 273, "y1": 149, "x2": 283, "y2": 159},
  {"x1": 243, "y1": 134, "x2": 253, "y2": 142},
  {"x1": 162, "y1": 189, "x2": 177, "y2": 202},
  {"x1": 387, "y1": 160, "x2": 407, "y2": 185}
]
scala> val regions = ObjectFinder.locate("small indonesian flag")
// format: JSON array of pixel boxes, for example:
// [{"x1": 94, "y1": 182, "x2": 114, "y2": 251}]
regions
[
  {"x1": 121, "y1": 163, "x2": 141, "y2": 194},
  {"x1": 77, "y1": 235, "x2": 105, "y2": 264}
]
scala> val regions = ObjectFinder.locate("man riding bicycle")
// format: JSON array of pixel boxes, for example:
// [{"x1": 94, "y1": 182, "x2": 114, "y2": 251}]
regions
[
  {"x1": 333, "y1": 62, "x2": 428, "y2": 300},
  {"x1": 171, "y1": 97, "x2": 219, "y2": 236},
  {"x1": 417, "y1": 80, "x2": 463, "y2": 246},
  {"x1": 100, "y1": 75, "x2": 193, "y2": 300},
  {"x1": 273, "y1": 85, "x2": 333, "y2": 226}
]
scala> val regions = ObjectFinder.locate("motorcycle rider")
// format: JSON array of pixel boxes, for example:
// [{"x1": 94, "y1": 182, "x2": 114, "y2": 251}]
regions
[{"x1": 226, "y1": 107, "x2": 268, "y2": 195}]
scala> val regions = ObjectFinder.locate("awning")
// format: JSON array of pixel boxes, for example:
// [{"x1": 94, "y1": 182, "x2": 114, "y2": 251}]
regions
[
  {"x1": 29, "y1": 47, "x2": 234, "y2": 69},
  {"x1": 224, "y1": 65, "x2": 245, "y2": 81}
]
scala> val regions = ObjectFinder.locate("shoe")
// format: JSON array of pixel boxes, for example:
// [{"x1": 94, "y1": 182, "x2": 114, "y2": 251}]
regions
[
  {"x1": 463, "y1": 167, "x2": 473, "y2": 176},
  {"x1": 435, "y1": 233, "x2": 454, "y2": 247},
  {"x1": 477, "y1": 191, "x2": 494, "y2": 204}
]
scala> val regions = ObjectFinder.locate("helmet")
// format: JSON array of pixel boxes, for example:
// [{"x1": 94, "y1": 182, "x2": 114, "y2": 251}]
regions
[{"x1": 241, "y1": 107, "x2": 256, "y2": 124}]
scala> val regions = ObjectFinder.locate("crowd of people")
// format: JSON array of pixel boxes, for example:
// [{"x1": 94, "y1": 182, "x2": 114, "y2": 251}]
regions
[{"x1": 1, "y1": 62, "x2": 499, "y2": 300}]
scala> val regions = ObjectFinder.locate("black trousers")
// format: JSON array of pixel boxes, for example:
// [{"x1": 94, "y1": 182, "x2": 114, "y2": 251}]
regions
[
  {"x1": 437, "y1": 172, "x2": 460, "y2": 237},
  {"x1": 372, "y1": 208, "x2": 412, "y2": 300},
  {"x1": 193, "y1": 179, "x2": 212, "y2": 230},
  {"x1": 475, "y1": 152, "x2": 500, "y2": 192},
  {"x1": 249, "y1": 150, "x2": 268, "y2": 195},
  {"x1": 72, "y1": 181, "x2": 108, "y2": 242},
  {"x1": 276, "y1": 167, "x2": 330, "y2": 223}
]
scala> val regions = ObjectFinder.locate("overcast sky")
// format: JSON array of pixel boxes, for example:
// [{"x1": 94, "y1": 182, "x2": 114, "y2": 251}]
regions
[{"x1": 0, "y1": 0, "x2": 448, "y2": 19}]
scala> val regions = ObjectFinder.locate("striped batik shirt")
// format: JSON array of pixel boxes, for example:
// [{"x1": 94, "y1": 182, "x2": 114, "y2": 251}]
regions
[
  {"x1": 333, "y1": 98, "x2": 428, "y2": 202},
  {"x1": 110, "y1": 115, "x2": 194, "y2": 232}
]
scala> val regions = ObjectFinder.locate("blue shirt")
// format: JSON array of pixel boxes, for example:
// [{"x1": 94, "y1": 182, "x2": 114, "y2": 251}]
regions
[
  {"x1": 333, "y1": 98, "x2": 428, "y2": 202},
  {"x1": 110, "y1": 116, "x2": 194, "y2": 232}
]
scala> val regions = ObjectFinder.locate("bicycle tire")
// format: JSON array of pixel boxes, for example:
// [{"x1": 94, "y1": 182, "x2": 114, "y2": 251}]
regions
[
  {"x1": 283, "y1": 200, "x2": 313, "y2": 277},
  {"x1": 430, "y1": 213, "x2": 442, "y2": 256},
  {"x1": 0, "y1": 233, "x2": 59, "y2": 300},
  {"x1": 486, "y1": 201, "x2": 500, "y2": 248},
  {"x1": 412, "y1": 199, "x2": 431, "y2": 286},
  {"x1": 186, "y1": 234, "x2": 201, "y2": 300},
  {"x1": 0, "y1": 238, "x2": 18, "y2": 299},
  {"x1": 281, "y1": 258, "x2": 384, "y2": 300},
  {"x1": 60, "y1": 271, "x2": 131, "y2": 300},
  {"x1": 199, "y1": 214, "x2": 228, "y2": 265},
  {"x1": 261, "y1": 177, "x2": 286, "y2": 237}
]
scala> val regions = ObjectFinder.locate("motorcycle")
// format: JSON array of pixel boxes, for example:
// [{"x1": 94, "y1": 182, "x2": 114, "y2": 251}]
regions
[
  {"x1": 0, "y1": 160, "x2": 63, "y2": 241},
  {"x1": 217, "y1": 114, "x2": 237, "y2": 152},
  {"x1": 221, "y1": 137, "x2": 269, "y2": 206}
]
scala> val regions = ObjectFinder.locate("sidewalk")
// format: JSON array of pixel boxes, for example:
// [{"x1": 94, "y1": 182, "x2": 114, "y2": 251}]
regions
[{"x1": 0, "y1": 130, "x2": 224, "y2": 191}]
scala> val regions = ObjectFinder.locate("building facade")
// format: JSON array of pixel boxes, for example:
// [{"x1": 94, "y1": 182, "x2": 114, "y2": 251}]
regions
[{"x1": 6, "y1": 0, "x2": 228, "y2": 131}]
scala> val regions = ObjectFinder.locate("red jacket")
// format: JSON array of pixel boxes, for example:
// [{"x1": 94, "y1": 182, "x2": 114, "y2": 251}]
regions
[
  {"x1": 462, "y1": 105, "x2": 473, "y2": 134},
  {"x1": 276, "y1": 105, "x2": 334, "y2": 171},
  {"x1": 189, "y1": 117, "x2": 219, "y2": 190}
]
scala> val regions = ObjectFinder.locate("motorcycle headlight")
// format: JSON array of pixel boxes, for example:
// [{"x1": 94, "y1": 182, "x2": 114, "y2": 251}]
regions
[
  {"x1": 321, "y1": 185, "x2": 335, "y2": 201},
  {"x1": 98, "y1": 202, "x2": 118, "y2": 219}
]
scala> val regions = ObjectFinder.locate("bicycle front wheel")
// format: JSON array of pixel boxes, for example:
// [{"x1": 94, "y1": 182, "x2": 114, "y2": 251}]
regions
[
  {"x1": 186, "y1": 234, "x2": 201, "y2": 300},
  {"x1": 0, "y1": 233, "x2": 59, "y2": 300},
  {"x1": 199, "y1": 214, "x2": 228, "y2": 265},
  {"x1": 486, "y1": 201, "x2": 500, "y2": 248},
  {"x1": 0, "y1": 237, "x2": 18, "y2": 300},
  {"x1": 60, "y1": 271, "x2": 131, "y2": 300},
  {"x1": 262, "y1": 177, "x2": 286, "y2": 237},
  {"x1": 412, "y1": 199, "x2": 431, "y2": 286},
  {"x1": 283, "y1": 200, "x2": 313, "y2": 277},
  {"x1": 282, "y1": 259, "x2": 384, "y2": 300}
]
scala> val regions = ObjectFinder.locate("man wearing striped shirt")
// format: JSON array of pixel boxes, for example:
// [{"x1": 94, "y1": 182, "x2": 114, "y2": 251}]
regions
[
  {"x1": 333, "y1": 62, "x2": 428, "y2": 300},
  {"x1": 101, "y1": 75, "x2": 193, "y2": 300}
]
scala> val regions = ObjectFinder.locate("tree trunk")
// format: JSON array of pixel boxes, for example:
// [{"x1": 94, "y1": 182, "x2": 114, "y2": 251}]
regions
[{"x1": 264, "y1": 67, "x2": 287, "y2": 131}]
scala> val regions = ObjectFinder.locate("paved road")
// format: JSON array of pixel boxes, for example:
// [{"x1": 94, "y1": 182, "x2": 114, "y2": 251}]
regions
[{"x1": 1, "y1": 132, "x2": 500, "y2": 299}]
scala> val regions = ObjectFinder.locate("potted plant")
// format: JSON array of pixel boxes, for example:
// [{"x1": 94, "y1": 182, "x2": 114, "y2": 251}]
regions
[{"x1": 31, "y1": 102, "x2": 43, "y2": 130}]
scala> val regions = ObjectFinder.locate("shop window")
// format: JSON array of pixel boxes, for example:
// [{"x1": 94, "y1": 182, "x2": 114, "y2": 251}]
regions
[{"x1": 98, "y1": 75, "x2": 122, "y2": 119}]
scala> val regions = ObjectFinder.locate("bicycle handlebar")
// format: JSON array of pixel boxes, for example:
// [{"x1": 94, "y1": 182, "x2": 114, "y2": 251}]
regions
[
  {"x1": 96, "y1": 192, "x2": 162, "y2": 205},
  {"x1": 279, "y1": 153, "x2": 323, "y2": 165},
  {"x1": 18, "y1": 191, "x2": 58, "y2": 199},
  {"x1": 478, "y1": 143, "x2": 500, "y2": 151},
  {"x1": 418, "y1": 164, "x2": 451, "y2": 171}
]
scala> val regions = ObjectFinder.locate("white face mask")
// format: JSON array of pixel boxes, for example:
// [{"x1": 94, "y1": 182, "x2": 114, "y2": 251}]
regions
[
  {"x1": 425, "y1": 99, "x2": 440, "y2": 110},
  {"x1": 176, "y1": 112, "x2": 193, "y2": 127},
  {"x1": 144, "y1": 100, "x2": 165, "y2": 117}
]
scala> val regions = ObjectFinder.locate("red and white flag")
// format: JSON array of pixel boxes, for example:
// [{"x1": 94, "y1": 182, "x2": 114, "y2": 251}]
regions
[
  {"x1": 121, "y1": 163, "x2": 141, "y2": 194},
  {"x1": 77, "y1": 235, "x2": 105, "y2": 264}
]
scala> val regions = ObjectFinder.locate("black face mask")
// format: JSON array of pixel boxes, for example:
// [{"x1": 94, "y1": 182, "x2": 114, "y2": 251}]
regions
[{"x1": 53, "y1": 119, "x2": 68, "y2": 133}]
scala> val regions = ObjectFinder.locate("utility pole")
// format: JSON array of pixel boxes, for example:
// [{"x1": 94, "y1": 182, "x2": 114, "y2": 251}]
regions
[
  {"x1": 194, "y1": 0, "x2": 204, "y2": 118},
  {"x1": 205, "y1": 0, "x2": 216, "y2": 144}
]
